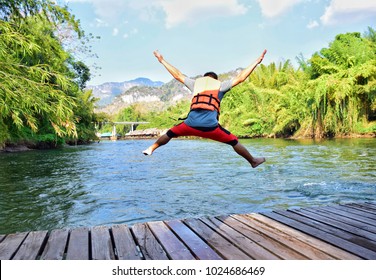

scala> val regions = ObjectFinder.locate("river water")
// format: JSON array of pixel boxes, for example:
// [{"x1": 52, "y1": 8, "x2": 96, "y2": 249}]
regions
[{"x1": 0, "y1": 138, "x2": 375, "y2": 234}]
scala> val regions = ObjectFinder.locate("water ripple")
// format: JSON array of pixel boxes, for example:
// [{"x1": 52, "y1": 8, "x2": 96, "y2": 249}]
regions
[{"x1": 0, "y1": 138, "x2": 375, "y2": 234}]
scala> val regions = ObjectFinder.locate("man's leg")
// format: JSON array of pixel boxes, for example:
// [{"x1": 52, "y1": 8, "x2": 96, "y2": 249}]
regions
[
  {"x1": 143, "y1": 122, "x2": 194, "y2": 155},
  {"x1": 142, "y1": 134, "x2": 171, "y2": 155},
  {"x1": 199, "y1": 125, "x2": 265, "y2": 168},
  {"x1": 232, "y1": 142, "x2": 265, "y2": 168}
]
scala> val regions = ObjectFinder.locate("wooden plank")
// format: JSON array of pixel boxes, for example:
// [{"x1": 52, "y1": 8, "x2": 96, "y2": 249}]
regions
[
  {"x1": 237, "y1": 214, "x2": 335, "y2": 260},
  {"x1": 166, "y1": 220, "x2": 222, "y2": 260},
  {"x1": 40, "y1": 229, "x2": 69, "y2": 260},
  {"x1": 347, "y1": 203, "x2": 376, "y2": 216},
  {"x1": 148, "y1": 221, "x2": 196, "y2": 260},
  {"x1": 202, "y1": 217, "x2": 280, "y2": 260},
  {"x1": 131, "y1": 223, "x2": 168, "y2": 260},
  {"x1": 337, "y1": 205, "x2": 376, "y2": 221},
  {"x1": 66, "y1": 227, "x2": 89, "y2": 260},
  {"x1": 250, "y1": 213, "x2": 360, "y2": 260},
  {"x1": 291, "y1": 209, "x2": 376, "y2": 249},
  {"x1": 0, "y1": 232, "x2": 28, "y2": 260},
  {"x1": 322, "y1": 206, "x2": 376, "y2": 226},
  {"x1": 184, "y1": 218, "x2": 254, "y2": 260},
  {"x1": 12, "y1": 231, "x2": 48, "y2": 260},
  {"x1": 285, "y1": 209, "x2": 376, "y2": 252},
  {"x1": 264, "y1": 211, "x2": 376, "y2": 259},
  {"x1": 304, "y1": 207, "x2": 376, "y2": 235},
  {"x1": 111, "y1": 224, "x2": 142, "y2": 260},
  {"x1": 220, "y1": 215, "x2": 307, "y2": 260},
  {"x1": 331, "y1": 204, "x2": 376, "y2": 220},
  {"x1": 91, "y1": 226, "x2": 115, "y2": 260},
  {"x1": 354, "y1": 202, "x2": 376, "y2": 211}
]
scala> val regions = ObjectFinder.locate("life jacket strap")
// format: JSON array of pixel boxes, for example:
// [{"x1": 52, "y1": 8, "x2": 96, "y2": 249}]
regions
[{"x1": 190, "y1": 93, "x2": 221, "y2": 112}]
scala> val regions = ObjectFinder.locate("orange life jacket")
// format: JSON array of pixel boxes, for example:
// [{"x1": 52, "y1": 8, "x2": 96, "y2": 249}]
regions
[{"x1": 190, "y1": 76, "x2": 221, "y2": 114}]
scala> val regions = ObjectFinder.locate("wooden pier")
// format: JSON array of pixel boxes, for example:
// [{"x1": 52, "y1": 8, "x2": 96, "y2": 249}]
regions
[{"x1": 1, "y1": 202, "x2": 375, "y2": 260}]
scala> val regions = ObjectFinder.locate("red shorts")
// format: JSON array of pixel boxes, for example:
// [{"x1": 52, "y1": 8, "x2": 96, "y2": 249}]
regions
[{"x1": 167, "y1": 122, "x2": 238, "y2": 146}]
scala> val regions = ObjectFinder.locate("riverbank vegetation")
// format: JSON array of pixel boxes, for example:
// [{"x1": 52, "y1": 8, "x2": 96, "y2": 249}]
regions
[
  {"x1": 122, "y1": 28, "x2": 376, "y2": 139},
  {"x1": 0, "y1": 0, "x2": 101, "y2": 149}
]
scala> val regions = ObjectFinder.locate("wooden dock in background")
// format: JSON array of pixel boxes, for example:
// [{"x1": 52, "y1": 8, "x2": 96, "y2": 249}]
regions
[{"x1": 1, "y1": 202, "x2": 375, "y2": 260}]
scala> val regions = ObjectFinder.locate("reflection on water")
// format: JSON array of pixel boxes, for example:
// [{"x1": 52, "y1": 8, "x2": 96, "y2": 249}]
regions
[{"x1": 0, "y1": 138, "x2": 375, "y2": 234}]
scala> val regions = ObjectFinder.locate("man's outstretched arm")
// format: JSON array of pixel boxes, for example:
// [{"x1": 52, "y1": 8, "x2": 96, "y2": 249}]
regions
[
  {"x1": 231, "y1": 49, "x2": 267, "y2": 88},
  {"x1": 154, "y1": 50, "x2": 186, "y2": 83}
]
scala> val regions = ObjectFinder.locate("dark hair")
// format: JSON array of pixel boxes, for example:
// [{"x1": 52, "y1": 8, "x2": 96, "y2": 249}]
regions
[{"x1": 204, "y1": 72, "x2": 218, "y2": 80}]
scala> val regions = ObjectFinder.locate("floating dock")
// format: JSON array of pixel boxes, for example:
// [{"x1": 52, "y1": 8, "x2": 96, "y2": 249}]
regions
[{"x1": 1, "y1": 202, "x2": 375, "y2": 260}]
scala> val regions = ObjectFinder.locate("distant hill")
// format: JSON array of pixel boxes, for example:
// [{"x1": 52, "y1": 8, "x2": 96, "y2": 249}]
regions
[
  {"x1": 92, "y1": 70, "x2": 241, "y2": 115},
  {"x1": 95, "y1": 78, "x2": 192, "y2": 115},
  {"x1": 86, "y1": 78, "x2": 164, "y2": 107}
]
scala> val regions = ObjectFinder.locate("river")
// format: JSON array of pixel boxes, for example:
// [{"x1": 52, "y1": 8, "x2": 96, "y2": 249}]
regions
[{"x1": 0, "y1": 138, "x2": 375, "y2": 234}]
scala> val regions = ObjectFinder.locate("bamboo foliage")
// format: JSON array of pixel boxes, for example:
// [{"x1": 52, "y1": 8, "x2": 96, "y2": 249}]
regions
[
  {"x1": 219, "y1": 30, "x2": 376, "y2": 138},
  {"x1": 219, "y1": 60, "x2": 306, "y2": 137},
  {"x1": 0, "y1": 1, "x2": 98, "y2": 147},
  {"x1": 305, "y1": 32, "x2": 376, "y2": 137},
  {"x1": 0, "y1": 19, "x2": 76, "y2": 142}
]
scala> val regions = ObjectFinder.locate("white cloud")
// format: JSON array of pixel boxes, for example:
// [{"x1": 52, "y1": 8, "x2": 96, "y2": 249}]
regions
[
  {"x1": 112, "y1": 28, "x2": 119, "y2": 36},
  {"x1": 94, "y1": 18, "x2": 108, "y2": 27},
  {"x1": 158, "y1": 0, "x2": 248, "y2": 28},
  {"x1": 131, "y1": 28, "x2": 138, "y2": 35},
  {"x1": 307, "y1": 20, "x2": 319, "y2": 29},
  {"x1": 321, "y1": 0, "x2": 376, "y2": 25},
  {"x1": 121, "y1": 28, "x2": 138, "y2": 40},
  {"x1": 256, "y1": 0, "x2": 303, "y2": 18},
  {"x1": 65, "y1": 0, "x2": 128, "y2": 22},
  {"x1": 65, "y1": 0, "x2": 248, "y2": 28}
]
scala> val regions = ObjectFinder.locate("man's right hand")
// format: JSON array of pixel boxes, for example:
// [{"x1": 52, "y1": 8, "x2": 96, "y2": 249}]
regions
[
  {"x1": 153, "y1": 49, "x2": 185, "y2": 83},
  {"x1": 153, "y1": 50, "x2": 164, "y2": 63}
]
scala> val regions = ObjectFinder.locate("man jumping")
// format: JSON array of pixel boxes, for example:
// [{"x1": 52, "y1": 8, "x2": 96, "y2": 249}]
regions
[{"x1": 143, "y1": 49, "x2": 267, "y2": 168}]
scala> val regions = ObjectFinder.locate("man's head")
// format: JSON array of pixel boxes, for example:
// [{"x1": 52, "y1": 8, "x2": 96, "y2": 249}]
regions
[{"x1": 204, "y1": 72, "x2": 218, "y2": 80}]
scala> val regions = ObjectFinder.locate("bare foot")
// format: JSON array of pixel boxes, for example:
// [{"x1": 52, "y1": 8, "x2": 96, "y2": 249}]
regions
[
  {"x1": 142, "y1": 147, "x2": 153, "y2": 155},
  {"x1": 251, "y1": 157, "x2": 265, "y2": 168}
]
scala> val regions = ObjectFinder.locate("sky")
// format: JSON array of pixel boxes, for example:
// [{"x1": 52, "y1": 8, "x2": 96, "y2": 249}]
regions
[{"x1": 61, "y1": 0, "x2": 376, "y2": 86}]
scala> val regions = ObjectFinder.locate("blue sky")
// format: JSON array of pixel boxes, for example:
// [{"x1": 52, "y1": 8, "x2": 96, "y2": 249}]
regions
[{"x1": 62, "y1": 0, "x2": 376, "y2": 86}]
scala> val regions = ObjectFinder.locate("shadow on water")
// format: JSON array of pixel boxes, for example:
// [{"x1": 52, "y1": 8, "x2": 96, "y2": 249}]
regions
[{"x1": 0, "y1": 138, "x2": 375, "y2": 234}]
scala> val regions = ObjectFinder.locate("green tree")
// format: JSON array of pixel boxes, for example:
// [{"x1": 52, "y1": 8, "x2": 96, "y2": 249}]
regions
[
  {"x1": 0, "y1": 18, "x2": 77, "y2": 145},
  {"x1": 0, "y1": 0, "x2": 98, "y2": 147},
  {"x1": 303, "y1": 31, "x2": 376, "y2": 137},
  {"x1": 67, "y1": 89, "x2": 99, "y2": 144},
  {"x1": 220, "y1": 61, "x2": 306, "y2": 138}
]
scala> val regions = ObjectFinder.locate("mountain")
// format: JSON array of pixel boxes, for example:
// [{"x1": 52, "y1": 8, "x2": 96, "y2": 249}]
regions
[
  {"x1": 95, "y1": 79, "x2": 192, "y2": 115},
  {"x1": 86, "y1": 78, "x2": 164, "y2": 107},
  {"x1": 92, "y1": 70, "x2": 241, "y2": 115}
]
